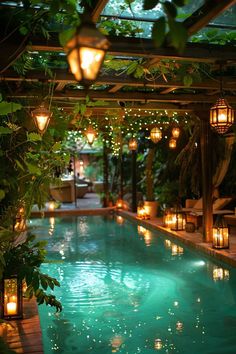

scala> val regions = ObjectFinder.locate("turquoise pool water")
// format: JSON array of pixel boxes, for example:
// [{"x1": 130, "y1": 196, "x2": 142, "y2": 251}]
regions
[{"x1": 31, "y1": 215, "x2": 236, "y2": 354}]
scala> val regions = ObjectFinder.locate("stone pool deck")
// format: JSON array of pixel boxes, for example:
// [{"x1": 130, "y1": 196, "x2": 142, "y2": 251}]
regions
[
  {"x1": 3, "y1": 206, "x2": 236, "y2": 353},
  {"x1": 119, "y1": 210, "x2": 236, "y2": 268}
]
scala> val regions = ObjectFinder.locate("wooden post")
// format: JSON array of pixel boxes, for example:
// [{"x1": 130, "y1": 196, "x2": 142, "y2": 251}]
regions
[
  {"x1": 131, "y1": 150, "x2": 137, "y2": 212},
  {"x1": 103, "y1": 139, "x2": 109, "y2": 207},
  {"x1": 119, "y1": 147, "x2": 124, "y2": 198},
  {"x1": 200, "y1": 114, "x2": 213, "y2": 242}
]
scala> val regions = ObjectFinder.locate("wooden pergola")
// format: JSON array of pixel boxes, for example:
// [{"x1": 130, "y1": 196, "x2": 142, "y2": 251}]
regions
[{"x1": 1, "y1": 0, "x2": 236, "y2": 241}]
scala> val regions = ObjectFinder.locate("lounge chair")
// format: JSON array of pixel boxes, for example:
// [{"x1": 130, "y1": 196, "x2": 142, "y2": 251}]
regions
[{"x1": 183, "y1": 197, "x2": 233, "y2": 229}]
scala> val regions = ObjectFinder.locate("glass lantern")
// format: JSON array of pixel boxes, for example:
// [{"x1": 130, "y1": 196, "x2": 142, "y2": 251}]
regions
[
  {"x1": 0, "y1": 275, "x2": 23, "y2": 320},
  {"x1": 169, "y1": 138, "x2": 177, "y2": 149},
  {"x1": 150, "y1": 127, "x2": 162, "y2": 143},
  {"x1": 31, "y1": 103, "x2": 52, "y2": 135},
  {"x1": 128, "y1": 138, "x2": 138, "y2": 151},
  {"x1": 163, "y1": 209, "x2": 174, "y2": 228},
  {"x1": 172, "y1": 127, "x2": 180, "y2": 138},
  {"x1": 210, "y1": 97, "x2": 234, "y2": 134},
  {"x1": 64, "y1": 17, "x2": 110, "y2": 86},
  {"x1": 212, "y1": 217, "x2": 229, "y2": 249},
  {"x1": 171, "y1": 208, "x2": 186, "y2": 231}
]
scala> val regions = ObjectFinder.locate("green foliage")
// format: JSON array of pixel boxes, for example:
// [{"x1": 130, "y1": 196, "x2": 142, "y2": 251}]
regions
[{"x1": 2, "y1": 232, "x2": 62, "y2": 311}]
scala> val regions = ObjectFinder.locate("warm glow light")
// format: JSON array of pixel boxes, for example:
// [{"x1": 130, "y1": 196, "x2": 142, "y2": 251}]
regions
[
  {"x1": 48, "y1": 201, "x2": 55, "y2": 211},
  {"x1": 171, "y1": 244, "x2": 184, "y2": 256},
  {"x1": 6, "y1": 302, "x2": 17, "y2": 315},
  {"x1": 212, "y1": 226, "x2": 229, "y2": 249},
  {"x1": 170, "y1": 211, "x2": 186, "y2": 231},
  {"x1": 116, "y1": 215, "x2": 124, "y2": 225},
  {"x1": 128, "y1": 138, "x2": 138, "y2": 151},
  {"x1": 137, "y1": 206, "x2": 150, "y2": 220},
  {"x1": 213, "y1": 266, "x2": 229, "y2": 281},
  {"x1": 154, "y1": 339, "x2": 163, "y2": 350},
  {"x1": 210, "y1": 97, "x2": 234, "y2": 134},
  {"x1": 150, "y1": 127, "x2": 162, "y2": 143},
  {"x1": 163, "y1": 210, "x2": 174, "y2": 228},
  {"x1": 176, "y1": 321, "x2": 183, "y2": 331},
  {"x1": 31, "y1": 104, "x2": 52, "y2": 134},
  {"x1": 116, "y1": 199, "x2": 123, "y2": 209},
  {"x1": 172, "y1": 127, "x2": 180, "y2": 138},
  {"x1": 65, "y1": 18, "x2": 110, "y2": 86},
  {"x1": 85, "y1": 125, "x2": 96, "y2": 145},
  {"x1": 169, "y1": 138, "x2": 177, "y2": 149}
]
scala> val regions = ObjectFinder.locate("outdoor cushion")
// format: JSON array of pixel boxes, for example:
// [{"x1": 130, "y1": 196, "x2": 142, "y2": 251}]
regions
[
  {"x1": 213, "y1": 197, "x2": 232, "y2": 210},
  {"x1": 193, "y1": 198, "x2": 203, "y2": 210}
]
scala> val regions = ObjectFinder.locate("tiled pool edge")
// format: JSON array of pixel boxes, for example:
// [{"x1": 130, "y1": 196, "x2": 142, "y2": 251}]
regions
[{"x1": 119, "y1": 210, "x2": 236, "y2": 268}]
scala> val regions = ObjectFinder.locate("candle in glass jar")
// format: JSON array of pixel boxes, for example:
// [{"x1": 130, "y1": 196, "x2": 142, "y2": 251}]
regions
[{"x1": 7, "y1": 302, "x2": 17, "y2": 315}]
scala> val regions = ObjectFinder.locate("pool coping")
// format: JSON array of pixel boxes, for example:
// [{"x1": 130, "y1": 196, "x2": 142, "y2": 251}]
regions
[
  {"x1": 4, "y1": 208, "x2": 236, "y2": 352},
  {"x1": 119, "y1": 210, "x2": 236, "y2": 268}
]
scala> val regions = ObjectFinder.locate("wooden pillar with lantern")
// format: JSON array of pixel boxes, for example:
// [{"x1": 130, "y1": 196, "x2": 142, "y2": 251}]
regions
[
  {"x1": 129, "y1": 138, "x2": 137, "y2": 213},
  {"x1": 199, "y1": 113, "x2": 213, "y2": 242},
  {"x1": 103, "y1": 138, "x2": 109, "y2": 208}
]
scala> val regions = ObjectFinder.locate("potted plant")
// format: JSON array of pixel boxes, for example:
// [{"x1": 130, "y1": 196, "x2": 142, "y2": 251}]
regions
[{"x1": 144, "y1": 147, "x2": 159, "y2": 218}]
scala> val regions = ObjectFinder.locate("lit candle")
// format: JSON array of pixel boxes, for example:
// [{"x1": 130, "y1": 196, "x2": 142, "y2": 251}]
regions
[{"x1": 7, "y1": 302, "x2": 17, "y2": 315}]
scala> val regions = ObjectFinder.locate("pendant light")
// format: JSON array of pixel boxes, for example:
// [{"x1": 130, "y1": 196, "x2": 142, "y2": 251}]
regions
[
  {"x1": 128, "y1": 137, "x2": 138, "y2": 151},
  {"x1": 85, "y1": 125, "x2": 97, "y2": 146},
  {"x1": 210, "y1": 64, "x2": 234, "y2": 134},
  {"x1": 31, "y1": 103, "x2": 52, "y2": 135},
  {"x1": 65, "y1": 15, "x2": 110, "y2": 86},
  {"x1": 171, "y1": 127, "x2": 180, "y2": 139},
  {"x1": 150, "y1": 127, "x2": 162, "y2": 143},
  {"x1": 169, "y1": 138, "x2": 177, "y2": 149}
]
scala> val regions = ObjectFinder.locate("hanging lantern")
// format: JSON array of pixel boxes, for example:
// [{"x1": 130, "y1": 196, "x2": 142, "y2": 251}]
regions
[
  {"x1": 65, "y1": 16, "x2": 110, "y2": 86},
  {"x1": 210, "y1": 97, "x2": 234, "y2": 134},
  {"x1": 116, "y1": 198, "x2": 123, "y2": 209},
  {"x1": 212, "y1": 217, "x2": 229, "y2": 249},
  {"x1": 128, "y1": 138, "x2": 138, "y2": 151},
  {"x1": 170, "y1": 207, "x2": 186, "y2": 231},
  {"x1": 31, "y1": 103, "x2": 52, "y2": 134},
  {"x1": 0, "y1": 275, "x2": 23, "y2": 320},
  {"x1": 169, "y1": 138, "x2": 177, "y2": 149},
  {"x1": 150, "y1": 127, "x2": 162, "y2": 143},
  {"x1": 85, "y1": 125, "x2": 97, "y2": 145},
  {"x1": 172, "y1": 127, "x2": 180, "y2": 138}
]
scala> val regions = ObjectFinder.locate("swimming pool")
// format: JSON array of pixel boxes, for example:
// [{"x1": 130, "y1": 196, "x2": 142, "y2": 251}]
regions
[{"x1": 31, "y1": 215, "x2": 236, "y2": 354}]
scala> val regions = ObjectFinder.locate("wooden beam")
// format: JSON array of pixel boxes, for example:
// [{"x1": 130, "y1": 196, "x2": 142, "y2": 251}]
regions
[
  {"x1": 8, "y1": 90, "x2": 236, "y2": 104},
  {"x1": 184, "y1": 0, "x2": 236, "y2": 36},
  {"x1": 2, "y1": 69, "x2": 236, "y2": 92},
  {"x1": 55, "y1": 82, "x2": 66, "y2": 91},
  {"x1": 28, "y1": 36, "x2": 236, "y2": 63},
  {"x1": 91, "y1": 0, "x2": 109, "y2": 22},
  {"x1": 160, "y1": 87, "x2": 177, "y2": 94},
  {"x1": 109, "y1": 84, "x2": 124, "y2": 93}
]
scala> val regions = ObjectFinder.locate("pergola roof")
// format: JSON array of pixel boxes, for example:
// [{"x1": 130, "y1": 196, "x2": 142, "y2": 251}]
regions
[{"x1": 1, "y1": 0, "x2": 236, "y2": 116}]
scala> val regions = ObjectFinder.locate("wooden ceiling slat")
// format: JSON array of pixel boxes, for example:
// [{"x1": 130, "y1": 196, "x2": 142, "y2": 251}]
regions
[
  {"x1": 8, "y1": 90, "x2": 236, "y2": 104},
  {"x1": 2, "y1": 70, "x2": 235, "y2": 92},
  {"x1": 184, "y1": 0, "x2": 236, "y2": 36},
  {"x1": 28, "y1": 36, "x2": 236, "y2": 63}
]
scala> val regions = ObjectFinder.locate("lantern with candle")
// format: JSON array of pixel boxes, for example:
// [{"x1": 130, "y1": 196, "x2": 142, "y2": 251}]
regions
[
  {"x1": 0, "y1": 275, "x2": 23, "y2": 320},
  {"x1": 163, "y1": 209, "x2": 174, "y2": 228},
  {"x1": 212, "y1": 217, "x2": 229, "y2": 249},
  {"x1": 170, "y1": 206, "x2": 186, "y2": 231}
]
